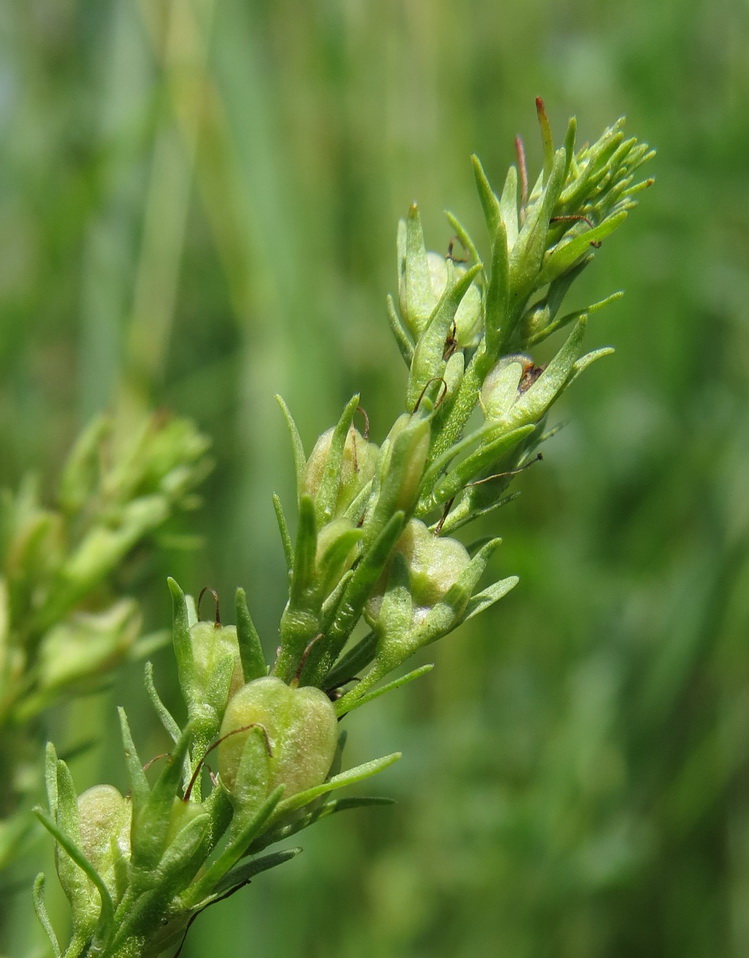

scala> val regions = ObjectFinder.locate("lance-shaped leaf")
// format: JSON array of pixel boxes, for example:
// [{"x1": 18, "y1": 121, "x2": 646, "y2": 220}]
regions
[
  {"x1": 506, "y1": 148, "x2": 567, "y2": 328},
  {"x1": 567, "y1": 346, "x2": 615, "y2": 386},
  {"x1": 250, "y1": 796, "x2": 395, "y2": 855},
  {"x1": 287, "y1": 495, "x2": 319, "y2": 612},
  {"x1": 118, "y1": 707, "x2": 149, "y2": 807},
  {"x1": 275, "y1": 395, "x2": 306, "y2": 501},
  {"x1": 312, "y1": 394, "x2": 361, "y2": 524},
  {"x1": 44, "y1": 748, "x2": 102, "y2": 928},
  {"x1": 144, "y1": 662, "x2": 182, "y2": 746},
  {"x1": 539, "y1": 210, "x2": 628, "y2": 286},
  {"x1": 130, "y1": 724, "x2": 194, "y2": 872},
  {"x1": 168, "y1": 577, "x2": 194, "y2": 691},
  {"x1": 424, "y1": 424, "x2": 535, "y2": 511},
  {"x1": 321, "y1": 511, "x2": 407, "y2": 669},
  {"x1": 471, "y1": 154, "x2": 501, "y2": 239},
  {"x1": 212, "y1": 847, "x2": 302, "y2": 897},
  {"x1": 386, "y1": 293, "x2": 415, "y2": 366},
  {"x1": 460, "y1": 575, "x2": 520, "y2": 623},
  {"x1": 272, "y1": 493, "x2": 294, "y2": 572},
  {"x1": 274, "y1": 752, "x2": 401, "y2": 817},
  {"x1": 34, "y1": 806, "x2": 113, "y2": 946},
  {"x1": 322, "y1": 630, "x2": 378, "y2": 693},
  {"x1": 275, "y1": 496, "x2": 321, "y2": 681},
  {"x1": 483, "y1": 217, "x2": 510, "y2": 361},
  {"x1": 182, "y1": 785, "x2": 284, "y2": 907},
  {"x1": 335, "y1": 663, "x2": 434, "y2": 717},
  {"x1": 33, "y1": 875, "x2": 62, "y2": 958},
  {"x1": 399, "y1": 204, "x2": 439, "y2": 336},
  {"x1": 499, "y1": 163, "x2": 520, "y2": 249},
  {"x1": 235, "y1": 587, "x2": 267, "y2": 683},
  {"x1": 562, "y1": 115, "x2": 577, "y2": 182}
]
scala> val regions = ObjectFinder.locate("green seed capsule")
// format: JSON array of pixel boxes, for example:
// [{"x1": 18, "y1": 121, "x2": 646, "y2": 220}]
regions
[
  {"x1": 218, "y1": 676, "x2": 338, "y2": 813},
  {"x1": 75, "y1": 785, "x2": 131, "y2": 905},
  {"x1": 189, "y1": 620, "x2": 244, "y2": 707}
]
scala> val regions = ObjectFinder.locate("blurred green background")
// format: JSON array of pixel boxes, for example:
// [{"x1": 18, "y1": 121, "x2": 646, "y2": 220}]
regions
[{"x1": 2, "y1": 0, "x2": 749, "y2": 955}]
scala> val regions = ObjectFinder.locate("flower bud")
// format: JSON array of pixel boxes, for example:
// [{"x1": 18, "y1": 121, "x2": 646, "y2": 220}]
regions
[
  {"x1": 423, "y1": 253, "x2": 483, "y2": 346},
  {"x1": 218, "y1": 676, "x2": 338, "y2": 814},
  {"x1": 76, "y1": 785, "x2": 131, "y2": 900},
  {"x1": 480, "y1": 355, "x2": 529, "y2": 421},
  {"x1": 366, "y1": 519, "x2": 470, "y2": 629},
  {"x1": 189, "y1": 620, "x2": 245, "y2": 711},
  {"x1": 302, "y1": 427, "x2": 379, "y2": 517}
]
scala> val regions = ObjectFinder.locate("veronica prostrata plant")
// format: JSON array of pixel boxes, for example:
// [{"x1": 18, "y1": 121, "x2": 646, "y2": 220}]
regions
[{"x1": 34, "y1": 101, "x2": 653, "y2": 958}]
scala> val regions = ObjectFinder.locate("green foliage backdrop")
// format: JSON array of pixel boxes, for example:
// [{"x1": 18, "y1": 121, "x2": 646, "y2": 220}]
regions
[{"x1": 2, "y1": 0, "x2": 748, "y2": 955}]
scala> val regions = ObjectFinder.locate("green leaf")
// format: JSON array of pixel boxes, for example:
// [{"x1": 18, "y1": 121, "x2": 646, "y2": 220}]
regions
[
  {"x1": 272, "y1": 493, "x2": 294, "y2": 572},
  {"x1": 427, "y1": 424, "x2": 535, "y2": 509},
  {"x1": 461, "y1": 575, "x2": 520, "y2": 622},
  {"x1": 117, "y1": 707, "x2": 149, "y2": 806},
  {"x1": 249, "y1": 796, "x2": 395, "y2": 853},
  {"x1": 130, "y1": 723, "x2": 194, "y2": 870},
  {"x1": 275, "y1": 752, "x2": 402, "y2": 816},
  {"x1": 386, "y1": 294, "x2": 414, "y2": 366},
  {"x1": 567, "y1": 347, "x2": 615, "y2": 385},
  {"x1": 322, "y1": 630, "x2": 378, "y2": 692},
  {"x1": 499, "y1": 163, "x2": 519, "y2": 248},
  {"x1": 471, "y1": 154, "x2": 501, "y2": 239},
  {"x1": 483, "y1": 217, "x2": 510, "y2": 360},
  {"x1": 326, "y1": 511, "x2": 406, "y2": 654},
  {"x1": 288, "y1": 495, "x2": 319, "y2": 609},
  {"x1": 33, "y1": 808, "x2": 114, "y2": 945},
  {"x1": 506, "y1": 148, "x2": 566, "y2": 324},
  {"x1": 315, "y1": 394, "x2": 361, "y2": 524},
  {"x1": 439, "y1": 491, "x2": 520, "y2": 536},
  {"x1": 182, "y1": 786, "x2": 285, "y2": 906},
  {"x1": 562, "y1": 115, "x2": 577, "y2": 182},
  {"x1": 275, "y1": 395, "x2": 306, "y2": 499},
  {"x1": 444, "y1": 210, "x2": 482, "y2": 273},
  {"x1": 335, "y1": 663, "x2": 434, "y2": 717},
  {"x1": 506, "y1": 318, "x2": 587, "y2": 427},
  {"x1": 144, "y1": 662, "x2": 182, "y2": 746},
  {"x1": 539, "y1": 210, "x2": 628, "y2": 285},
  {"x1": 32, "y1": 874, "x2": 62, "y2": 958},
  {"x1": 168, "y1": 577, "x2": 194, "y2": 687},
  {"x1": 235, "y1": 587, "x2": 267, "y2": 683},
  {"x1": 213, "y1": 847, "x2": 302, "y2": 896}
]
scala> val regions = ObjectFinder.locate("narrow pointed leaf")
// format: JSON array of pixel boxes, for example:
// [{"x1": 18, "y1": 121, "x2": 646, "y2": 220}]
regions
[
  {"x1": 386, "y1": 294, "x2": 414, "y2": 366},
  {"x1": 471, "y1": 154, "x2": 501, "y2": 238},
  {"x1": 461, "y1": 575, "x2": 520, "y2": 622},
  {"x1": 118, "y1": 707, "x2": 149, "y2": 805},
  {"x1": 335, "y1": 663, "x2": 434, "y2": 717},
  {"x1": 272, "y1": 493, "x2": 294, "y2": 572},
  {"x1": 236, "y1": 587, "x2": 267, "y2": 682},
  {"x1": 213, "y1": 847, "x2": 302, "y2": 896},
  {"x1": 276, "y1": 752, "x2": 402, "y2": 816},
  {"x1": 316, "y1": 394, "x2": 361, "y2": 524},
  {"x1": 275, "y1": 395, "x2": 306, "y2": 498},
  {"x1": 33, "y1": 875, "x2": 62, "y2": 958}
]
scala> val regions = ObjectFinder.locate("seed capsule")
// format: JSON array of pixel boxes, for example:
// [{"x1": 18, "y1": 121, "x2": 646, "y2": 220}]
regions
[{"x1": 218, "y1": 676, "x2": 338, "y2": 813}]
